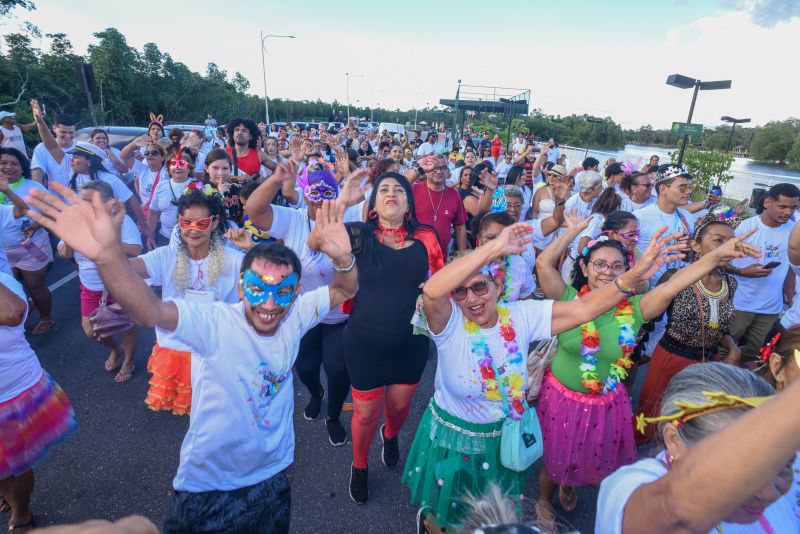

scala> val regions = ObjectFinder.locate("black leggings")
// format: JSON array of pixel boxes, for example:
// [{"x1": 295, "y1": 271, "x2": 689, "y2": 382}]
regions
[{"x1": 294, "y1": 321, "x2": 350, "y2": 420}]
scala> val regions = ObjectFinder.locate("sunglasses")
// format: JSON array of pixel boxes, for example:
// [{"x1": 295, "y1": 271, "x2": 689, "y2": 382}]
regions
[
  {"x1": 672, "y1": 183, "x2": 695, "y2": 193},
  {"x1": 178, "y1": 215, "x2": 213, "y2": 231},
  {"x1": 170, "y1": 159, "x2": 190, "y2": 169},
  {"x1": 588, "y1": 259, "x2": 627, "y2": 275},
  {"x1": 145, "y1": 151, "x2": 162, "y2": 157},
  {"x1": 451, "y1": 280, "x2": 491, "y2": 301},
  {"x1": 617, "y1": 229, "x2": 640, "y2": 241}
]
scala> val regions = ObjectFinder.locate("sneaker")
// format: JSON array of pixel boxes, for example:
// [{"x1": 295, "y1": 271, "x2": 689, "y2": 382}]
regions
[
  {"x1": 349, "y1": 463, "x2": 368, "y2": 504},
  {"x1": 326, "y1": 418, "x2": 347, "y2": 446},
  {"x1": 380, "y1": 424, "x2": 399, "y2": 467},
  {"x1": 303, "y1": 388, "x2": 325, "y2": 421},
  {"x1": 416, "y1": 507, "x2": 429, "y2": 534}
]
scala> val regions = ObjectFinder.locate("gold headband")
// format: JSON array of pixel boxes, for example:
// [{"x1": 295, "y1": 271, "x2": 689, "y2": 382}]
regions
[{"x1": 635, "y1": 391, "x2": 772, "y2": 434}]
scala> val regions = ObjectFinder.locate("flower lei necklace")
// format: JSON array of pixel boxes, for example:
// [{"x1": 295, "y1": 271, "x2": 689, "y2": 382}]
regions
[
  {"x1": 577, "y1": 285, "x2": 635, "y2": 395},
  {"x1": 466, "y1": 305, "x2": 525, "y2": 419}
]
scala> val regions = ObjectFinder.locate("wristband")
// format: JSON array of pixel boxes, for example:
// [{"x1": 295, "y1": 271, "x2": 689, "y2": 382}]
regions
[
  {"x1": 555, "y1": 200, "x2": 566, "y2": 206},
  {"x1": 333, "y1": 253, "x2": 356, "y2": 273},
  {"x1": 614, "y1": 276, "x2": 637, "y2": 296}
]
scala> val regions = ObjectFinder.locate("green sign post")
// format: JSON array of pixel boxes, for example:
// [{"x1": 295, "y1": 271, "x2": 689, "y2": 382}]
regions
[{"x1": 672, "y1": 122, "x2": 704, "y2": 136}]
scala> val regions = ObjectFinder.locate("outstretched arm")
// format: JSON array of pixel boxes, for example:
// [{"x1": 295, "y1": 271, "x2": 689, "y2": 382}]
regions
[
  {"x1": 25, "y1": 183, "x2": 178, "y2": 331},
  {"x1": 30, "y1": 99, "x2": 65, "y2": 164},
  {"x1": 535, "y1": 209, "x2": 591, "y2": 300},
  {"x1": 0, "y1": 177, "x2": 29, "y2": 218},
  {"x1": 538, "y1": 180, "x2": 569, "y2": 236},
  {"x1": 307, "y1": 200, "x2": 358, "y2": 309},
  {"x1": 639, "y1": 228, "x2": 760, "y2": 320},
  {"x1": 243, "y1": 160, "x2": 298, "y2": 231}
]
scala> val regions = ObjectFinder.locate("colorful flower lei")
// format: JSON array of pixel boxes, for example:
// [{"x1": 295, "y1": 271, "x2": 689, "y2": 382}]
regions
[
  {"x1": 466, "y1": 305, "x2": 525, "y2": 419},
  {"x1": 480, "y1": 257, "x2": 514, "y2": 302},
  {"x1": 577, "y1": 285, "x2": 636, "y2": 395}
]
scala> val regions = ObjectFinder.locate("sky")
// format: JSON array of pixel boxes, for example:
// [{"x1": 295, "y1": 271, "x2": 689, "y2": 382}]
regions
[{"x1": 8, "y1": 0, "x2": 800, "y2": 129}]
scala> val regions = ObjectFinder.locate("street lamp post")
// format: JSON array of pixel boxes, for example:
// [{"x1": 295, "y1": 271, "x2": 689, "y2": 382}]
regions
[
  {"x1": 260, "y1": 32, "x2": 295, "y2": 125},
  {"x1": 721, "y1": 115, "x2": 751, "y2": 153},
  {"x1": 346, "y1": 72, "x2": 364, "y2": 127},
  {"x1": 666, "y1": 74, "x2": 732, "y2": 166}
]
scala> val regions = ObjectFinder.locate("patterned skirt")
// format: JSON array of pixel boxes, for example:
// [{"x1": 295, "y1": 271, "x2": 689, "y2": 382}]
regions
[{"x1": 0, "y1": 371, "x2": 78, "y2": 479}]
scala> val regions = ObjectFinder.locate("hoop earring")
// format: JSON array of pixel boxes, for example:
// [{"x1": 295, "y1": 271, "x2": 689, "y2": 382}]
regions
[{"x1": 368, "y1": 208, "x2": 378, "y2": 220}]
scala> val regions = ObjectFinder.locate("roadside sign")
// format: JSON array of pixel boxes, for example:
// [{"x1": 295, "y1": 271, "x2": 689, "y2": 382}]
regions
[{"x1": 672, "y1": 122, "x2": 704, "y2": 136}]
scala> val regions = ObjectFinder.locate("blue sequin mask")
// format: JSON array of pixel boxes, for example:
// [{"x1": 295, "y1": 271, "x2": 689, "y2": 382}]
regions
[{"x1": 240, "y1": 270, "x2": 299, "y2": 308}]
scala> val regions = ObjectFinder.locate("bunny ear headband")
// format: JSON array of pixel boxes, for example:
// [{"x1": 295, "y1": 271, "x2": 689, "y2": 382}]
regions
[
  {"x1": 148, "y1": 112, "x2": 164, "y2": 128},
  {"x1": 620, "y1": 158, "x2": 642, "y2": 175}
]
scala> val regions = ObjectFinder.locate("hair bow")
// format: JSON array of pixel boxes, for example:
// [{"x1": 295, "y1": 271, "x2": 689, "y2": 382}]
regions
[
  {"x1": 581, "y1": 235, "x2": 609, "y2": 257},
  {"x1": 759, "y1": 332, "x2": 781, "y2": 363}
]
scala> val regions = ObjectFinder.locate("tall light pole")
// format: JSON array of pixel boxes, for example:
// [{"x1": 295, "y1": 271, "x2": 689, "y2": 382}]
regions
[
  {"x1": 260, "y1": 32, "x2": 295, "y2": 125},
  {"x1": 721, "y1": 115, "x2": 751, "y2": 153},
  {"x1": 666, "y1": 74, "x2": 732, "y2": 166},
  {"x1": 346, "y1": 72, "x2": 364, "y2": 126}
]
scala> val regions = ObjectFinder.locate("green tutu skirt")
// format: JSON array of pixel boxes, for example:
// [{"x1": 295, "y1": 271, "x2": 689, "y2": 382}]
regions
[{"x1": 402, "y1": 398, "x2": 533, "y2": 529}]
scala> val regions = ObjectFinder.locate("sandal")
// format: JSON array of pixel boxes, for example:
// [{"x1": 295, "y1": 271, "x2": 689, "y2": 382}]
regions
[
  {"x1": 104, "y1": 352, "x2": 122, "y2": 372},
  {"x1": 31, "y1": 320, "x2": 54, "y2": 335},
  {"x1": 7, "y1": 513, "x2": 35, "y2": 533},
  {"x1": 534, "y1": 501, "x2": 557, "y2": 533},
  {"x1": 115, "y1": 365, "x2": 135, "y2": 383},
  {"x1": 559, "y1": 485, "x2": 578, "y2": 512}
]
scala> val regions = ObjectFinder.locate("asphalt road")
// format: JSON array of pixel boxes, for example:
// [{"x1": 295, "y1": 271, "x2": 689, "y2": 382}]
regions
[{"x1": 2, "y1": 251, "x2": 610, "y2": 533}]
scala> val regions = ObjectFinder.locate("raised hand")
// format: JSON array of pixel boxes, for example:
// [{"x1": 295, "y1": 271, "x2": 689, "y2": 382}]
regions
[
  {"x1": 479, "y1": 170, "x2": 498, "y2": 192},
  {"x1": 629, "y1": 227, "x2": 686, "y2": 282},
  {"x1": 711, "y1": 227, "x2": 760, "y2": 262},
  {"x1": 224, "y1": 228, "x2": 254, "y2": 251},
  {"x1": 733, "y1": 198, "x2": 750, "y2": 214},
  {"x1": 25, "y1": 183, "x2": 125, "y2": 262},
  {"x1": 272, "y1": 160, "x2": 299, "y2": 186},
  {"x1": 30, "y1": 99, "x2": 43, "y2": 121},
  {"x1": 310, "y1": 200, "x2": 352, "y2": 263},
  {"x1": 289, "y1": 136, "x2": 304, "y2": 163},
  {"x1": 550, "y1": 179, "x2": 570, "y2": 203},
  {"x1": 490, "y1": 222, "x2": 534, "y2": 257},
  {"x1": 334, "y1": 147, "x2": 351, "y2": 180},
  {"x1": 419, "y1": 154, "x2": 438, "y2": 173},
  {"x1": 338, "y1": 168, "x2": 369, "y2": 207},
  {"x1": 564, "y1": 209, "x2": 591, "y2": 233},
  {"x1": 133, "y1": 134, "x2": 152, "y2": 148}
]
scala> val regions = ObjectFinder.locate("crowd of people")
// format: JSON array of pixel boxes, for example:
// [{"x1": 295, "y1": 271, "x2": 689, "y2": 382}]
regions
[{"x1": 1, "y1": 100, "x2": 800, "y2": 533}]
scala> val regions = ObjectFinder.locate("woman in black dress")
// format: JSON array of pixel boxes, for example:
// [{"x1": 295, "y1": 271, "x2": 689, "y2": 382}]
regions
[{"x1": 337, "y1": 172, "x2": 444, "y2": 504}]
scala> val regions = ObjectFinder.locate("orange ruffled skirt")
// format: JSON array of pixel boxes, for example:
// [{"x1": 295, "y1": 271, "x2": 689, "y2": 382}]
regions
[{"x1": 145, "y1": 344, "x2": 191, "y2": 415}]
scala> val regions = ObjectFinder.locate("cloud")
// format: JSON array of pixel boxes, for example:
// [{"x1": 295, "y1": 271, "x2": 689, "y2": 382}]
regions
[{"x1": 721, "y1": 0, "x2": 800, "y2": 27}]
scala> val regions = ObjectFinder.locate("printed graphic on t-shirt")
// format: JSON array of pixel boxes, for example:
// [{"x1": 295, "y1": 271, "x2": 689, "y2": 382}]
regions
[
  {"x1": 240, "y1": 362, "x2": 289, "y2": 426},
  {"x1": 764, "y1": 243, "x2": 781, "y2": 260}
]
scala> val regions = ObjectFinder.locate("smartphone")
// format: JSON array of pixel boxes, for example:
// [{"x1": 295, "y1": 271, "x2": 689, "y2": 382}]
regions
[{"x1": 763, "y1": 261, "x2": 781, "y2": 270}]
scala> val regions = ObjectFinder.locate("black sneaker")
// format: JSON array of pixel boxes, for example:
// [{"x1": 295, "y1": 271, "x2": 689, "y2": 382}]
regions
[
  {"x1": 349, "y1": 463, "x2": 368, "y2": 504},
  {"x1": 303, "y1": 388, "x2": 324, "y2": 421},
  {"x1": 380, "y1": 424, "x2": 399, "y2": 467},
  {"x1": 326, "y1": 418, "x2": 347, "y2": 446}
]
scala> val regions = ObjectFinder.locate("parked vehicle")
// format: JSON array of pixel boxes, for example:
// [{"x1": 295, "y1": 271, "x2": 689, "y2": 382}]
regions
[
  {"x1": 75, "y1": 126, "x2": 148, "y2": 149},
  {"x1": 378, "y1": 122, "x2": 405, "y2": 136}
]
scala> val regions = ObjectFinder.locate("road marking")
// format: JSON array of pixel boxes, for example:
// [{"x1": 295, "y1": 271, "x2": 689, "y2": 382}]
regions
[{"x1": 48, "y1": 271, "x2": 78, "y2": 292}]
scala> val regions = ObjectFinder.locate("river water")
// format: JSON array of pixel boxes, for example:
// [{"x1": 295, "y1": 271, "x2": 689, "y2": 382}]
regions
[{"x1": 577, "y1": 144, "x2": 800, "y2": 200}]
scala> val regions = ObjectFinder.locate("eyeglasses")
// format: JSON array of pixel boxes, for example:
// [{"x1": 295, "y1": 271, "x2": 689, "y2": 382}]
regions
[
  {"x1": 178, "y1": 215, "x2": 213, "y2": 231},
  {"x1": 169, "y1": 159, "x2": 190, "y2": 169},
  {"x1": 588, "y1": 259, "x2": 627, "y2": 275},
  {"x1": 451, "y1": 280, "x2": 491, "y2": 301},
  {"x1": 633, "y1": 182, "x2": 652, "y2": 188},
  {"x1": 145, "y1": 151, "x2": 162, "y2": 157},
  {"x1": 672, "y1": 183, "x2": 695, "y2": 193},
  {"x1": 617, "y1": 229, "x2": 640, "y2": 240},
  {"x1": 430, "y1": 165, "x2": 449, "y2": 174}
]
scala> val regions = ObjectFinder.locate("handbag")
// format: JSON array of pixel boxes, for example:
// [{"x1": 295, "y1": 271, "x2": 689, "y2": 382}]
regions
[
  {"x1": 525, "y1": 337, "x2": 559, "y2": 403},
  {"x1": 493, "y1": 364, "x2": 544, "y2": 472},
  {"x1": 89, "y1": 290, "x2": 135, "y2": 340}
]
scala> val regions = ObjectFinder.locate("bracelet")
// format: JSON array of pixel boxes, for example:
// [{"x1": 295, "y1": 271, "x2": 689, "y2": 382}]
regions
[
  {"x1": 614, "y1": 276, "x2": 638, "y2": 296},
  {"x1": 332, "y1": 253, "x2": 356, "y2": 273},
  {"x1": 555, "y1": 200, "x2": 566, "y2": 206}
]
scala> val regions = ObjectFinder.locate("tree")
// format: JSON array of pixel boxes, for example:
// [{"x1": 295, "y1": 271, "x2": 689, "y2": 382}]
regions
[
  {"x1": 786, "y1": 133, "x2": 800, "y2": 170},
  {"x1": 750, "y1": 120, "x2": 800, "y2": 163},
  {"x1": 670, "y1": 148, "x2": 734, "y2": 200},
  {"x1": 0, "y1": 0, "x2": 35, "y2": 16}
]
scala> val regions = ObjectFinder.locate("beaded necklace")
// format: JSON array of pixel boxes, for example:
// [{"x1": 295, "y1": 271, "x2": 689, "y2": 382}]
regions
[
  {"x1": 466, "y1": 305, "x2": 525, "y2": 420},
  {"x1": 577, "y1": 285, "x2": 635, "y2": 395}
]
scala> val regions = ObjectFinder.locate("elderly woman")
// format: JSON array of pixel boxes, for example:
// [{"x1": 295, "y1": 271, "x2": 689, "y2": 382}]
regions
[
  {"x1": 597, "y1": 362, "x2": 799, "y2": 533},
  {"x1": 403, "y1": 220, "x2": 684, "y2": 533}
]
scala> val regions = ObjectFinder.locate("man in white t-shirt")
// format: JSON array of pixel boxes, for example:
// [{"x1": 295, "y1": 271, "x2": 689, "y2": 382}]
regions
[
  {"x1": 727, "y1": 183, "x2": 800, "y2": 362},
  {"x1": 416, "y1": 132, "x2": 438, "y2": 158},
  {"x1": 26, "y1": 184, "x2": 359, "y2": 534},
  {"x1": 512, "y1": 134, "x2": 527, "y2": 156},
  {"x1": 0, "y1": 111, "x2": 36, "y2": 156},
  {"x1": 29, "y1": 113, "x2": 76, "y2": 185}
]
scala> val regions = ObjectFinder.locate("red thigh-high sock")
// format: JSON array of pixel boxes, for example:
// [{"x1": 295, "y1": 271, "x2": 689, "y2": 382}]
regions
[
  {"x1": 351, "y1": 386, "x2": 385, "y2": 469},
  {"x1": 383, "y1": 382, "x2": 420, "y2": 439}
]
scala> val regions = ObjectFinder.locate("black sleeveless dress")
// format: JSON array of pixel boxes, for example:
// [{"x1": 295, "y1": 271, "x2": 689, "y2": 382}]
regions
[{"x1": 342, "y1": 224, "x2": 430, "y2": 390}]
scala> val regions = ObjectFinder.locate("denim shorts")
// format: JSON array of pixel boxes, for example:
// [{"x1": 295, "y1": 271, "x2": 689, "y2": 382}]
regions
[{"x1": 163, "y1": 471, "x2": 290, "y2": 534}]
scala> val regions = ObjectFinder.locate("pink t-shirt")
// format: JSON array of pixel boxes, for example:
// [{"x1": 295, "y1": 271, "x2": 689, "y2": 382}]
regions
[{"x1": 412, "y1": 181, "x2": 468, "y2": 256}]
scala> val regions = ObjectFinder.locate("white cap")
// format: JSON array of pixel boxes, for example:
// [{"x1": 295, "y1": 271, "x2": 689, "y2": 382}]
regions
[
  {"x1": 0, "y1": 111, "x2": 16, "y2": 120},
  {"x1": 67, "y1": 141, "x2": 106, "y2": 160}
]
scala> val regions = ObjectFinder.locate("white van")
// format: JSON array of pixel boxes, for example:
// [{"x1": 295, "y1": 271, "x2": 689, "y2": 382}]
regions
[{"x1": 378, "y1": 122, "x2": 405, "y2": 136}]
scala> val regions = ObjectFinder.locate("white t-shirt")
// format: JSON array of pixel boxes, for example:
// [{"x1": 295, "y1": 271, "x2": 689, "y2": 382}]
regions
[
  {"x1": 564, "y1": 194, "x2": 596, "y2": 257},
  {"x1": 0, "y1": 179, "x2": 49, "y2": 248},
  {"x1": 495, "y1": 160, "x2": 514, "y2": 180},
  {"x1": 417, "y1": 142, "x2": 436, "y2": 157},
  {"x1": 139, "y1": 243, "x2": 243, "y2": 303},
  {"x1": 730, "y1": 215, "x2": 794, "y2": 315},
  {"x1": 50, "y1": 156, "x2": 133, "y2": 202},
  {"x1": 0, "y1": 271, "x2": 42, "y2": 403},
  {"x1": 131, "y1": 160, "x2": 166, "y2": 205},
  {"x1": 0, "y1": 124, "x2": 26, "y2": 154},
  {"x1": 504, "y1": 254, "x2": 535, "y2": 301},
  {"x1": 99, "y1": 146, "x2": 124, "y2": 176},
  {"x1": 266, "y1": 204, "x2": 361, "y2": 324},
  {"x1": 596, "y1": 451, "x2": 800, "y2": 534},
  {"x1": 167, "y1": 287, "x2": 330, "y2": 491},
  {"x1": 425, "y1": 299, "x2": 553, "y2": 424},
  {"x1": 635, "y1": 202, "x2": 694, "y2": 284},
  {"x1": 69, "y1": 215, "x2": 141, "y2": 291},
  {"x1": 149, "y1": 179, "x2": 199, "y2": 238},
  {"x1": 521, "y1": 218, "x2": 546, "y2": 272},
  {"x1": 628, "y1": 196, "x2": 656, "y2": 211},
  {"x1": 781, "y1": 266, "x2": 800, "y2": 328}
]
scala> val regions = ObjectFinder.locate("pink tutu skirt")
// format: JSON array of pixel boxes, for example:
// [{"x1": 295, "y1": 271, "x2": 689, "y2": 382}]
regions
[
  {"x1": 537, "y1": 370, "x2": 636, "y2": 487},
  {"x1": 0, "y1": 371, "x2": 78, "y2": 479}
]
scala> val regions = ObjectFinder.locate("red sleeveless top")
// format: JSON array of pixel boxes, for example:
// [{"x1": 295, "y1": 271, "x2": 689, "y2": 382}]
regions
[{"x1": 226, "y1": 146, "x2": 261, "y2": 176}]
